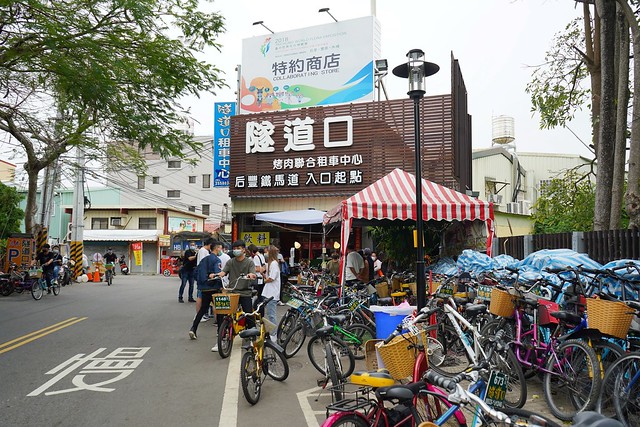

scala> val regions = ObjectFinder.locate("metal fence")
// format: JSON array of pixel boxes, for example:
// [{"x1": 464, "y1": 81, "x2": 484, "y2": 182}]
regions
[{"x1": 496, "y1": 229, "x2": 640, "y2": 264}]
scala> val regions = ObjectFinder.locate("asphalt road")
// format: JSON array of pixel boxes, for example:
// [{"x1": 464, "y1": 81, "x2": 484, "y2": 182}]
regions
[{"x1": 0, "y1": 274, "x2": 561, "y2": 427}]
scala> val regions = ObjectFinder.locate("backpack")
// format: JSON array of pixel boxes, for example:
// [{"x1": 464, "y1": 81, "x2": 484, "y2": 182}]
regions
[{"x1": 280, "y1": 260, "x2": 290, "y2": 276}]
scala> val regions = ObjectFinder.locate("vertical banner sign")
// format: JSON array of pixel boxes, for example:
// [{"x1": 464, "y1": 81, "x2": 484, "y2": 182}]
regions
[
  {"x1": 132, "y1": 242, "x2": 143, "y2": 266},
  {"x1": 213, "y1": 102, "x2": 236, "y2": 187}
]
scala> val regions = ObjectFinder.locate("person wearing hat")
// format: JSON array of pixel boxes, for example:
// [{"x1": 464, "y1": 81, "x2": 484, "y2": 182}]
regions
[{"x1": 215, "y1": 240, "x2": 257, "y2": 331}]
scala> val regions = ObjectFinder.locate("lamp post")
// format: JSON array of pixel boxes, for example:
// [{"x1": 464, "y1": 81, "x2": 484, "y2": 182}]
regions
[{"x1": 393, "y1": 49, "x2": 439, "y2": 310}]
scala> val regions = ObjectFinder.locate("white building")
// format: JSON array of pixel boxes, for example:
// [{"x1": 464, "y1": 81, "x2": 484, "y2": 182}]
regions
[{"x1": 106, "y1": 135, "x2": 232, "y2": 233}]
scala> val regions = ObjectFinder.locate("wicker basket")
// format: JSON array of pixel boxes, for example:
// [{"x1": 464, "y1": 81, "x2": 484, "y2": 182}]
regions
[
  {"x1": 212, "y1": 292, "x2": 240, "y2": 315},
  {"x1": 365, "y1": 339, "x2": 383, "y2": 371},
  {"x1": 376, "y1": 331, "x2": 426, "y2": 380},
  {"x1": 587, "y1": 298, "x2": 634, "y2": 339},
  {"x1": 489, "y1": 287, "x2": 515, "y2": 318}
]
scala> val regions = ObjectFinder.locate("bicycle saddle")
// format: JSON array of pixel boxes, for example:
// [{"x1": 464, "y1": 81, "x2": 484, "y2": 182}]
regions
[
  {"x1": 375, "y1": 381, "x2": 425, "y2": 402},
  {"x1": 464, "y1": 303, "x2": 487, "y2": 317},
  {"x1": 550, "y1": 310, "x2": 583, "y2": 325},
  {"x1": 454, "y1": 296, "x2": 469, "y2": 305},
  {"x1": 239, "y1": 328, "x2": 261, "y2": 339},
  {"x1": 327, "y1": 314, "x2": 347, "y2": 326},
  {"x1": 350, "y1": 370, "x2": 395, "y2": 388},
  {"x1": 572, "y1": 411, "x2": 623, "y2": 427},
  {"x1": 391, "y1": 291, "x2": 407, "y2": 297},
  {"x1": 0, "y1": 273, "x2": 10, "y2": 279},
  {"x1": 315, "y1": 325, "x2": 334, "y2": 338}
]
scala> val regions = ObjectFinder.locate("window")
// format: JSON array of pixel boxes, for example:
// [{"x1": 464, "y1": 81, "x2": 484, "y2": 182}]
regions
[
  {"x1": 139, "y1": 217, "x2": 157, "y2": 229},
  {"x1": 168, "y1": 160, "x2": 181, "y2": 169},
  {"x1": 188, "y1": 176, "x2": 196, "y2": 184},
  {"x1": 188, "y1": 206, "x2": 196, "y2": 212},
  {"x1": 167, "y1": 190, "x2": 181, "y2": 198},
  {"x1": 152, "y1": 176, "x2": 160, "y2": 184},
  {"x1": 202, "y1": 204, "x2": 210, "y2": 216},
  {"x1": 202, "y1": 174, "x2": 211, "y2": 189},
  {"x1": 137, "y1": 175, "x2": 145, "y2": 190},
  {"x1": 91, "y1": 218, "x2": 109, "y2": 230}
]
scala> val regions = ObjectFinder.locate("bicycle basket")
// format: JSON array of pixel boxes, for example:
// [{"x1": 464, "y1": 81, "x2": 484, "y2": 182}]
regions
[
  {"x1": 587, "y1": 297, "x2": 633, "y2": 339},
  {"x1": 212, "y1": 292, "x2": 240, "y2": 315},
  {"x1": 28, "y1": 269, "x2": 42, "y2": 279},
  {"x1": 376, "y1": 330, "x2": 427, "y2": 380},
  {"x1": 489, "y1": 287, "x2": 515, "y2": 318},
  {"x1": 105, "y1": 263, "x2": 114, "y2": 270}
]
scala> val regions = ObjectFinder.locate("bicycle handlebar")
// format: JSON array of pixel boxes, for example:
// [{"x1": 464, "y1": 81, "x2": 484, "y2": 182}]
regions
[
  {"x1": 382, "y1": 307, "x2": 436, "y2": 344},
  {"x1": 238, "y1": 296, "x2": 274, "y2": 320}
]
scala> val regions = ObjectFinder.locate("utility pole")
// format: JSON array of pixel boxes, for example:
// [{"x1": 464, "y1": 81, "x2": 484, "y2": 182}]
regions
[{"x1": 70, "y1": 147, "x2": 85, "y2": 280}]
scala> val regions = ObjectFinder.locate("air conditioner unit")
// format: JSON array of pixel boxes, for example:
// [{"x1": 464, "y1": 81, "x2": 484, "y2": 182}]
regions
[
  {"x1": 488, "y1": 194, "x2": 503, "y2": 205},
  {"x1": 506, "y1": 202, "x2": 520, "y2": 214},
  {"x1": 519, "y1": 200, "x2": 531, "y2": 215},
  {"x1": 110, "y1": 217, "x2": 123, "y2": 226}
]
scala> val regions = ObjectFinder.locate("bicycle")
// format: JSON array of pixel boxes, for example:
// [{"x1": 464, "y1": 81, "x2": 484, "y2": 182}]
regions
[
  {"x1": 216, "y1": 274, "x2": 256, "y2": 358},
  {"x1": 598, "y1": 351, "x2": 640, "y2": 426},
  {"x1": 104, "y1": 263, "x2": 114, "y2": 286},
  {"x1": 30, "y1": 268, "x2": 60, "y2": 300},
  {"x1": 238, "y1": 296, "x2": 289, "y2": 405}
]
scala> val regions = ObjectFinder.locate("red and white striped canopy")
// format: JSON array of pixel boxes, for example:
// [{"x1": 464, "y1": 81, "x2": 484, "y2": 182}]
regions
[{"x1": 323, "y1": 168, "x2": 493, "y2": 224}]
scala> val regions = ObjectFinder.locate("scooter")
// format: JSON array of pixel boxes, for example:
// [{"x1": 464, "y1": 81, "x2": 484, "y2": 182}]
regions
[
  {"x1": 58, "y1": 259, "x2": 74, "y2": 286},
  {"x1": 119, "y1": 256, "x2": 129, "y2": 275}
]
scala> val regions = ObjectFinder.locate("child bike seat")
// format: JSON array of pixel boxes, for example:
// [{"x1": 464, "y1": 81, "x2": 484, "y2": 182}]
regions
[
  {"x1": 391, "y1": 291, "x2": 407, "y2": 298},
  {"x1": 350, "y1": 370, "x2": 395, "y2": 388}
]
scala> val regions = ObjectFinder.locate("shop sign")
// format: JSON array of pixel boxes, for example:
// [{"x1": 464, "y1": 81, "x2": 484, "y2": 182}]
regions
[
  {"x1": 158, "y1": 235, "x2": 170, "y2": 247},
  {"x1": 132, "y1": 242, "x2": 143, "y2": 266},
  {"x1": 240, "y1": 232, "x2": 270, "y2": 246},
  {"x1": 5, "y1": 236, "x2": 34, "y2": 271},
  {"x1": 213, "y1": 102, "x2": 235, "y2": 187},
  {"x1": 168, "y1": 217, "x2": 198, "y2": 232}
]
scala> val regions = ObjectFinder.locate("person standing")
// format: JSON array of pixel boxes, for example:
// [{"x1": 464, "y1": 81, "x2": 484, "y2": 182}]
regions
[
  {"x1": 363, "y1": 248, "x2": 375, "y2": 283},
  {"x1": 189, "y1": 241, "x2": 223, "y2": 340},
  {"x1": 345, "y1": 243, "x2": 364, "y2": 286},
  {"x1": 195, "y1": 238, "x2": 214, "y2": 321},
  {"x1": 263, "y1": 245, "x2": 281, "y2": 340},
  {"x1": 371, "y1": 251, "x2": 383, "y2": 277},
  {"x1": 178, "y1": 243, "x2": 197, "y2": 303},
  {"x1": 248, "y1": 244, "x2": 266, "y2": 301},
  {"x1": 216, "y1": 240, "x2": 257, "y2": 328},
  {"x1": 327, "y1": 252, "x2": 340, "y2": 277}
]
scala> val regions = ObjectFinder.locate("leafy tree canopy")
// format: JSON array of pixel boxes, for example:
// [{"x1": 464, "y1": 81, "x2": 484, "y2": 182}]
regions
[{"x1": 0, "y1": 182, "x2": 24, "y2": 239}]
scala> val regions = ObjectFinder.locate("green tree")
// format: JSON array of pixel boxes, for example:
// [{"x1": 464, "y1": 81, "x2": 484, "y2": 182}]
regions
[
  {"x1": 0, "y1": 182, "x2": 24, "y2": 239},
  {"x1": 0, "y1": 0, "x2": 226, "y2": 233}
]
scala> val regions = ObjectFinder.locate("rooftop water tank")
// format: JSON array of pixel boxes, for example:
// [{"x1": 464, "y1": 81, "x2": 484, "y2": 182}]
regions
[{"x1": 492, "y1": 116, "x2": 515, "y2": 145}]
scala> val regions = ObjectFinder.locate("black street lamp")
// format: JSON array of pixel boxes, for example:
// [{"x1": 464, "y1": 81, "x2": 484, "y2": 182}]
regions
[{"x1": 393, "y1": 49, "x2": 439, "y2": 310}]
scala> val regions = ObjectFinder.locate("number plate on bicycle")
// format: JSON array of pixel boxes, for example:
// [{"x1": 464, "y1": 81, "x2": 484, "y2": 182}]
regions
[
  {"x1": 486, "y1": 370, "x2": 509, "y2": 408},
  {"x1": 286, "y1": 297, "x2": 303, "y2": 309},
  {"x1": 348, "y1": 299, "x2": 359, "y2": 311},
  {"x1": 213, "y1": 295, "x2": 231, "y2": 310},
  {"x1": 477, "y1": 284, "x2": 492, "y2": 301}
]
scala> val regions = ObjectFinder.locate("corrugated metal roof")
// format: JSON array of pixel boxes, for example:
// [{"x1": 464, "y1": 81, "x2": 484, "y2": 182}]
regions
[{"x1": 83, "y1": 230, "x2": 160, "y2": 242}]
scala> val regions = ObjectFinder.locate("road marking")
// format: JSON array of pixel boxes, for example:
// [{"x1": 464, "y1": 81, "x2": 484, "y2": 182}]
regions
[
  {"x1": 297, "y1": 386, "x2": 322, "y2": 427},
  {"x1": 0, "y1": 317, "x2": 88, "y2": 355},
  {"x1": 219, "y1": 335, "x2": 242, "y2": 427}
]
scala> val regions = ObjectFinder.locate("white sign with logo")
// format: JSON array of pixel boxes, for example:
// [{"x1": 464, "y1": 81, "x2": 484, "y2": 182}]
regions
[{"x1": 240, "y1": 16, "x2": 380, "y2": 114}]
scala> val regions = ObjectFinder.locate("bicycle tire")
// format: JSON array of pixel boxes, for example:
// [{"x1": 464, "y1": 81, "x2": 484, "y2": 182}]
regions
[
  {"x1": 264, "y1": 340, "x2": 289, "y2": 381},
  {"x1": 240, "y1": 351, "x2": 261, "y2": 405},
  {"x1": 321, "y1": 413, "x2": 369, "y2": 427},
  {"x1": 414, "y1": 389, "x2": 466, "y2": 426},
  {"x1": 593, "y1": 339, "x2": 625, "y2": 418},
  {"x1": 421, "y1": 323, "x2": 473, "y2": 376},
  {"x1": 277, "y1": 309, "x2": 300, "y2": 345},
  {"x1": 308, "y1": 335, "x2": 355, "y2": 379},
  {"x1": 479, "y1": 336, "x2": 527, "y2": 409},
  {"x1": 31, "y1": 279, "x2": 43, "y2": 300},
  {"x1": 343, "y1": 323, "x2": 375, "y2": 360},
  {"x1": 611, "y1": 353, "x2": 640, "y2": 427},
  {"x1": 51, "y1": 279, "x2": 61, "y2": 296},
  {"x1": 543, "y1": 338, "x2": 601, "y2": 421},
  {"x1": 217, "y1": 316, "x2": 234, "y2": 359},
  {"x1": 106, "y1": 270, "x2": 112, "y2": 286},
  {"x1": 326, "y1": 341, "x2": 343, "y2": 402},
  {"x1": 282, "y1": 324, "x2": 306, "y2": 358},
  {"x1": 485, "y1": 407, "x2": 562, "y2": 427},
  {"x1": 1, "y1": 280, "x2": 13, "y2": 296}
]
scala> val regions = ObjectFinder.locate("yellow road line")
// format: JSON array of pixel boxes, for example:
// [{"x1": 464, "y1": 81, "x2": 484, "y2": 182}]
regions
[{"x1": 0, "y1": 317, "x2": 88, "y2": 355}]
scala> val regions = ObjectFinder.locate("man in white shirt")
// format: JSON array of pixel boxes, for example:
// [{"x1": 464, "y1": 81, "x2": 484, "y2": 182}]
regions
[
  {"x1": 248, "y1": 244, "x2": 266, "y2": 301},
  {"x1": 345, "y1": 243, "x2": 364, "y2": 286}
]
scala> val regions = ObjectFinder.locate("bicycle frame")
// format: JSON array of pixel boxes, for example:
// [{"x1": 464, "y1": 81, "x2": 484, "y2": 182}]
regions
[
  {"x1": 511, "y1": 304, "x2": 561, "y2": 376},
  {"x1": 435, "y1": 302, "x2": 488, "y2": 366}
]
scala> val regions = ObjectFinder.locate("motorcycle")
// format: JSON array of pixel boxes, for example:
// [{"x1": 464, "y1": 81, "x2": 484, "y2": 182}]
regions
[
  {"x1": 58, "y1": 259, "x2": 74, "y2": 287},
  {"x1": 119, "y1": 256, "x2": 129, "y2": 275}
]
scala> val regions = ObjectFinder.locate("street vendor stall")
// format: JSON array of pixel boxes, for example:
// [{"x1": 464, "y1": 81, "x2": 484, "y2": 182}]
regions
[{"x1": 323, "y1": 168, "x2": 495, "y2": 283}]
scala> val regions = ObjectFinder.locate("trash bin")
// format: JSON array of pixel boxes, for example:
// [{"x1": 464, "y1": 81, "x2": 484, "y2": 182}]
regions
[{"x1": 370, "y1": 305, "x2": 416, "y2": 340}]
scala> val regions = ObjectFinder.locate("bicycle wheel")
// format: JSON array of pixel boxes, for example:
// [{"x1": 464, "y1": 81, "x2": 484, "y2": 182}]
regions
[
  {"x1": 1, "y1": 280, "x2": 13, "y2": 296},
  {"x1": 612, "y1": 353, "x2": 640, "y2": 427},
  {"x1": 282, "y1": 324, "x2": 306, "y2": 358},
  {"x1": 322, "y1": 413, "x2": 369, "y2": 427},
  {"x1": 51, "y1": 279, "x2": 61, "y2": 296},
  {"x1": 414, "y1": 390, "x2": 466, "y2": 426},
  {"x1": 593, "y1": 339, "x2": 625, "y2": 418},
  {"x1": 31, "y1": 279, "x2": 43, "y2": 300},
  {"x1": 478, "y1": 335, "x2": 526, "y2": 409},
  {"x1": 484, "y1": 407, "x2": 562, "y2": 427},
  {"x1": 106, "y1": 270, "x2": 112, "y2": 286},
  {"x1": 543, "y1": 339, "x2": 601, "y2": 421},
  {"x1": 277, "y1": 309, "x2": 299, "y2": 345},
  {"x1": 240, "y1": 351, "x2": 261, "y2": 405},
  {"x1": 308, "y1": 336, "x2": 355, "y2": 379},
  {"x1": 343, "y1": 323, "x2": 375, "y2": 360},
  {"x1": 422, "y1": 323, "x2": 472, "y2": 375},
  {"x1": 326, "y1": 341, "x2": 343, "y2": 401},
  {"x1": 263, "y1": 340, "x2": 289, "y2": 381},
  {"x1": 217, "y1": 316, "x2": 234, "y2": 359}
]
